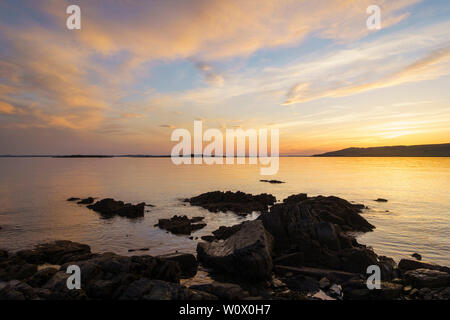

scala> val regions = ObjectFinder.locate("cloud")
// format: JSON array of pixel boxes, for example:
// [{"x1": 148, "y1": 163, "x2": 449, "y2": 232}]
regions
[
  {"x1": 159, "y1": 124, "x2": 175, "y2": 129},
  {"x1": 0, "y1": 101, "x2": 18, "y2": 115},
  {"x1": 283, "y1": 47, "x2": 450, "y2": 105},
  {"x1": 194, "y1": 62, "x2": 224, "y2": 86},
  {"x1": 121, "y1": 113, "x2": 145, "y2": 119}
]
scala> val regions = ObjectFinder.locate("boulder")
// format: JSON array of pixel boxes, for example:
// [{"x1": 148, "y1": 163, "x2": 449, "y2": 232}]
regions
[
  {"x1": 343, "y1": 279, "x2": 402, "y2": 300},
  {"x1": 283, "y1": 193, "x2": 307, "y2": 204},
  {"x1": 157, "y1": 252, "x2": 198, "y2": 278},
  {"x1": 197, "y1": 220, "x2": 273, "y2": 281},
  {"x1": 156, "y1": 215, "x2": 206, "y2": 235},
  {"x1": 403, "y1": 268, "x2": 450, "y2": 288},
  {"x1": 87, "y1": 198, "x2": 145, "y2": 218},
  {"x1": 189, "y1": 282, "x2": 249, "y2": 300},
  {"x1": 27, "y1": 267, "x2": 58, "y2": 287},
  {"x1": 398, "y1": 259, "x2": 450, "y2": 274},
  {"x1": 185, "y1": 191, "x2": 276, "y2": 215}
]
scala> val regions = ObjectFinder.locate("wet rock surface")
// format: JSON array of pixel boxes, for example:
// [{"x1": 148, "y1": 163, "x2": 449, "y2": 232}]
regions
[
  {"x1": 86, "y1": 198, "x2": 146, "y2": 218},
  {"x1": 197, "y1": 220, "x2": 273, "y2": 281},
  {"x1": 156, "y1": 215, "x2": 206, "y2": 235},
  {"x1": 185, "y1": 191, "x2": 276, "y2": 215},
  {"x1": 0, "y1": 240, "x2": 218, "y2": 300}
]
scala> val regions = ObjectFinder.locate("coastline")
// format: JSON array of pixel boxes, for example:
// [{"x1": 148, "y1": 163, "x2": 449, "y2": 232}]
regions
[{"x1": 1, "y1": 192, "x2": 449, "y2": 300}]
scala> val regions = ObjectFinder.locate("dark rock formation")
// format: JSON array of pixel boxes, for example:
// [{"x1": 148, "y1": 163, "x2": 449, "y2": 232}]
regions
[
  {"x1": 77, "y1": 197, "x2": 95, "y2": 204},
  {"x1": 398, "y1": 259, "x2": 450, "y2": 273},
  {"x1": 375, "y1": 198, "x2": 388, "y2": 202},
  {"x1": 283, "y1": 193, "x2": 307, "y2": 204},
  {"x1": 87, "y1": 198, "x2": 145, "y2": 218},
  {"x1": 156, "y1": 215, "x2": 206, "y2": 235},
  {"x1": 197, "y1": 220, "x2": 273, "y2": 281},
  {"x1": 66, "y1": 197, "x2": 80, "y2": 202},
  {"x1": 189, "y1": 282, "x2": 250, "y2": 300},
  {"x1": 411, "y1": 253, "x2": 422, "y2": 261},
  {"x1": 185, "y1": 191, "x2": 276, "y2": 215},
  {"x1": 157, "y1": 252, "x2": 198, "y2": 278},
  {"x1": 0, "y1": 240, "x2": 220, "y2": 300},
  {"x1": 403, "y1": 269, "x2": 450, "y2": 288},
  {"x1": 260, "y1": 179, "x2": 285, "y2": 184}
]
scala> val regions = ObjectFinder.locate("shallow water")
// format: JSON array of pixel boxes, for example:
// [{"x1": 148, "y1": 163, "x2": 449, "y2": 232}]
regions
[{"x1": 0, "y1": 157, "x2": 448, "y2": 266}]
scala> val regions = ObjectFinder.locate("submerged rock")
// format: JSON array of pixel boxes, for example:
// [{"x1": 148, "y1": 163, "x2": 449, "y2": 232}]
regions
[
  {"x1": 156, "y1": 215, "x2": 206, "y2": 235},
  {"x1": 87, "y1": 198, "x2": 146, "y2": 218},
  {"x1": 66, "y1": 197, "x2": 80, "y2": 202},
  {"x1": 374, "y1": 198, "x2": 388, "y2": 202},
  {"x1": 77, "y1": 197, "x2": 95, "y2": 204},
  {"x1": 185, "y1": 191, "x2": 276, "y2": 215},
  {"x1": 197, "y1": 220, "x2": 273, "y2": 281}
]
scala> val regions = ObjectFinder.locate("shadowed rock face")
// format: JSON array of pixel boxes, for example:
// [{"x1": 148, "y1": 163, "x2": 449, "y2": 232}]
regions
[
  {"x1": 185, "y1": 191, "x2": 276, "y2": 215},
  {"x1": 197, "y1": 220, "x2": 273, "y2": 281},
  {"x1": 87, "y1": 198, "x2": 145, "y2": 218},
  {"x1": 257, "y1": 197, "x2": 382, "y2": 276},
  {"x1": 0, "y1": 240, "x2": 221, "y2": 300}
]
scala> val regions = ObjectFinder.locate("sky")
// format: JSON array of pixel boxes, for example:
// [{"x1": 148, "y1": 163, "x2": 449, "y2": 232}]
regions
[{"x1": 0, "y1": 0, "x2": 449, "y2": 155}]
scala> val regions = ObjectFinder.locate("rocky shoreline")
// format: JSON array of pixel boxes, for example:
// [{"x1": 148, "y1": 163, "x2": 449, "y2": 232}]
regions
[{"x1": 1, "y1": 192, "x2": 449, "y2": 300}]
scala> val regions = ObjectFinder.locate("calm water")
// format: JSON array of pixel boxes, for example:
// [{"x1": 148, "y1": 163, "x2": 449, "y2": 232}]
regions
[{"x1": 0, "y1": 157, "x2": 449, "y2": 266}]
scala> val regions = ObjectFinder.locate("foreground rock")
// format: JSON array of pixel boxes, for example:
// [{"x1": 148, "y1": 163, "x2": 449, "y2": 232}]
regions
[
  {"x1": 185, "y1": 191, "x2": 276, "y2": 215},
  {"x1": 156, "y1": 216, "x2": 206, "y2": 235},
  {"x1": 0, "y1": 241, "x2": 217, "y2": 300},
  {"x1": 157, "y1": 253, "x2": 198, "y2": 278},
  {"x1": 197, "y1": 220, "x2": 273, "y2": 281},
  {"x1": 86, "y1": 198, "x2": 146, "y2": 218}
]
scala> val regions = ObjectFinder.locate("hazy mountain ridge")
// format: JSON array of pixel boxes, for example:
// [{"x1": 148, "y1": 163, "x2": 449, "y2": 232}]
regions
[{"x1": 314, "y1": 143, "x2": 450, "y2": 157}]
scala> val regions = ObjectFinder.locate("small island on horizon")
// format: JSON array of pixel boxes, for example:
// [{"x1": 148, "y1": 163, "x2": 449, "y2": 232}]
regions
[{"x1": 313, "y1": 143, "x2": 450, "y2": 157}]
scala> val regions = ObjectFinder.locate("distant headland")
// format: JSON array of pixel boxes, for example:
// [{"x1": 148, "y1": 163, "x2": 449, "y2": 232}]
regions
[{"x1": 313, "y1": 143, "x2": 450, "y2": 157}]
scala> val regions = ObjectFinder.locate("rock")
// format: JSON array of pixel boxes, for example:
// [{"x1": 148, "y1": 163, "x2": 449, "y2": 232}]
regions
[
  {"x1": 403, "y1": 268, "x2": 450, "y2": 288},
  {"x1": 66, "y1": 197, "x2": 80, "y2": 201},
  {"x1": 157, "y1": 252, "x2": 198, "y2": 278},
  {"x1": 77, "y1": 197, "x2": 95, "y2": 204},
  {"x1": 212, "y1": 224, "x2": 242, "y2": 240},
  {"x1": 411, "y1": 253, "x2": 422, "y2": 261},
  {"x1": 274, "y1": 265, "x2": 360, "y2": 284},
  {"x1": 328, "y1": 283, "x2": 342, "y2": 298},
  {"x1": 43, "y1": 271, "x2": 87, "y2": 300},
  {"x1": 197, "y1": 220, "x2": 273, "y2": 281},
  {"x1": 0, "y1": 259, "x2": 38, "y2": 281},
  {"x1": 258, "y1": 199, "x2": 377, "y2": 274},
  {"x1": 319, "y1": 277, "x2": 330, "y2": 289},
  {"x1": 0, "y1": 280, "x2": 37, "y2": 300},
  {"x1": 374, "y1": 198, "x2": 388, "y2": 202},
  {"x1": 27, "y1": 267, "x2": 58, "y2": 287},
  {"x1": 312, "y1": 289, "x2": 335, "y2": 300},
  {"x1": 185, "y1": 191, "x2": 276, "y2": 215},
  {"x1": 274, "y1": 252, "x2": 305, "y2": 267},
  {"x1": 260, "y1": 179, "x2": 285, "y2": 184},
  {"x1": 157, "y1": 215, "x2": 206, "y2": 235},
  {"x1": 87, "y1": 198, "x2": 145, "y2": 218},
  {"x1": 32, "y1": 240, "x2": 92, "y2": 265},
  {"x1": 0, "y1": 249, "x2": 8, "y2": 262},
  {"x1": 189, "y1": 282, "x2": 249, "y2": 300},
  {"x1": 343, "y1": 279, "x2": 402, "y2": 300},
  {"x1": 200, "y1": 236, "x2": 215, "y2": 242},
  {"x1": 119, "y1": 278, "x2": 214, "y2": 300},
  {"x1": 282, "y1": 274, "x2": 320, "y2": 294},
  {"x1": 398, "y1": 259, "x2": 450, "y2": 273},
  {"x1": 283, "y1": 193, "x2": 307, "y2": 204}
]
